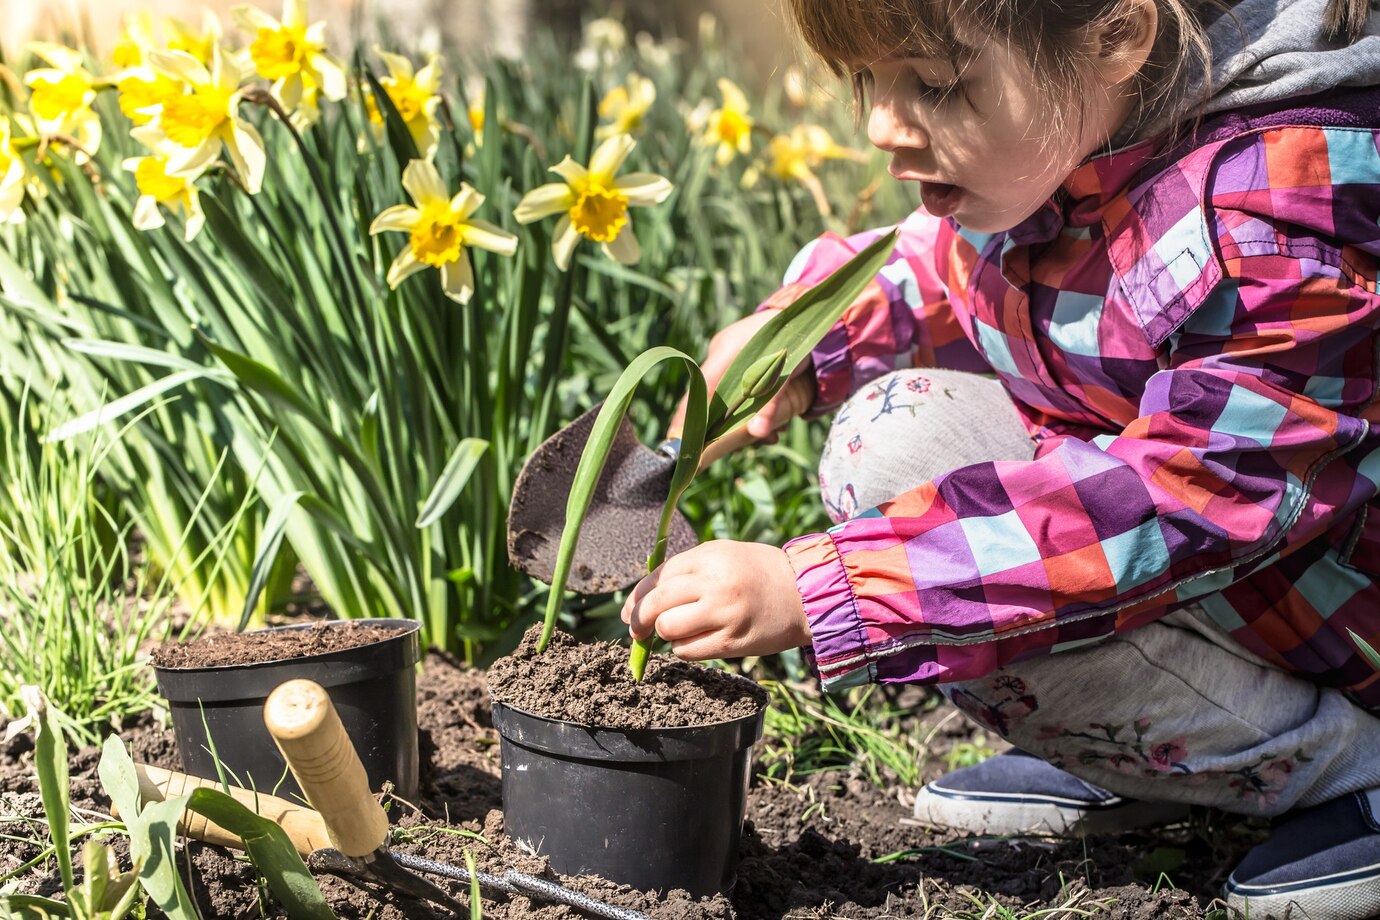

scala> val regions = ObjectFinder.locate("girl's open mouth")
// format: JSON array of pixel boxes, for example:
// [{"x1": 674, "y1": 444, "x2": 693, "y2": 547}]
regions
[{"x1": 920, "y1": 181, "x2": 963, "y2": 218}]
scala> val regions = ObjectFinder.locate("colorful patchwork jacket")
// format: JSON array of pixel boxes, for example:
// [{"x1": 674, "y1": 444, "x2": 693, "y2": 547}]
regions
[{"x1": 774, "y1": 88, "x2": 1380, "y2": 709}]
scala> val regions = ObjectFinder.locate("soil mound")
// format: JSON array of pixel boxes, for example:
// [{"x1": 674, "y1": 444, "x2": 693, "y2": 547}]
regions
[{"x1": 487, "y1": 625, "x2": 768, "y2": 730}]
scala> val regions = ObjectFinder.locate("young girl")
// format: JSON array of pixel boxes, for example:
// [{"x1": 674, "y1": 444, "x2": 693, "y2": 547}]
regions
[{"x1": 620, "y1": 0, "x2": 1380, "y2": 914}]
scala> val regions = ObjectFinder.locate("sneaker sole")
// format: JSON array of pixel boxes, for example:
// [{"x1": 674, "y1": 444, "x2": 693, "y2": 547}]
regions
[
  {"x1": 913, "y1": 785, "x2": 1191, "y2": 837},
  {"x1": 1226, "y1": 862, "x2": 1380, "y2": 920}
]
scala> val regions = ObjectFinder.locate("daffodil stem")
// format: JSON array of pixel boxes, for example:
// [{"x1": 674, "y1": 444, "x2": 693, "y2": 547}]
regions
[
  {"x1": 629, "y1": 506, "x2": 676, "y2": 681},
  {"x1": 629, "y1": 638, "x2": 652, "y2": 680},
  {"x1": 530, "y1": 258, "x2": 577, "y2": 447}
]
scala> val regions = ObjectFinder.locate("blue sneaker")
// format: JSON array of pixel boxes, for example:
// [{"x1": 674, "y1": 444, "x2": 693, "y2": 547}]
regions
[
  {"x1": 912, "y1": 750, "x2": 1189, "y2": 836},
  {"x1": 1225, "y1": 789, "x2": 1380, "y2": 919}
]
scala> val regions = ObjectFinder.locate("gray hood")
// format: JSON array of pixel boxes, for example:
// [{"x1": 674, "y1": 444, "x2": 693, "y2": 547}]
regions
[{"x1": 1124, "y1": 0, "x2": 1380, "y2": 143}]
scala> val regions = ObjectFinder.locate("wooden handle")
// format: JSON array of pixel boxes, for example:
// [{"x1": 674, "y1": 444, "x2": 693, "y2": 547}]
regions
[
  {"x1": 126, "y1": 764, "x2": 331, "y2": 857},
  {"x1": 263, "y1": 679, "x2": 389, "y2": 858},
  {"x1": 697, "y1": 375, "x2": 814, "y2": 470}
]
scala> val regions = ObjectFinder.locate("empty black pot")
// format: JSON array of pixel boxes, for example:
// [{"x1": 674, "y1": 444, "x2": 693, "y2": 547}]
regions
[
  {"x1": 491, "y1": 693, "x2": 765, "y2": 898},
  {"x1": 153, "y1": 619, "x2": 421, "y2": 803}
]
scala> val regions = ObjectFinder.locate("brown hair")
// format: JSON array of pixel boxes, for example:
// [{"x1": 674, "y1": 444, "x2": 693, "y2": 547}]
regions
[{"x1": 787, "y1": 0, "x2": 1371, "y2": 145}]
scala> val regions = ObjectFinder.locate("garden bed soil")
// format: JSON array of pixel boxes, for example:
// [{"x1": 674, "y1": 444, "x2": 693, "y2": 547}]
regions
[
  {"x1": 487, "y1": 626, "x2": 768, "y2": 729},
  {"x1": 1, "y1": 649, "x2": 1260, "y2": 919},
  {"x1": 151, "y1": 620, "x2": 395, "y2": 668}
]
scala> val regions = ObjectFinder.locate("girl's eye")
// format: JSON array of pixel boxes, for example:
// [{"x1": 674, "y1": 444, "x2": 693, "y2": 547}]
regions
[{"x1": 911, "y1": 71, "x2": 961, "y2": 105}]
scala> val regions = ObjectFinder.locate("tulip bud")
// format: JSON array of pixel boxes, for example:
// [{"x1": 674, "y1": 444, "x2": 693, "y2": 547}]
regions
[{"x1": 741, "y1": 348, "x2": 789, "y2": 401}]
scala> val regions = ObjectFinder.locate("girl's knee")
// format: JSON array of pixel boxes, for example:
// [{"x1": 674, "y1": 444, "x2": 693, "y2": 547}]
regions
[{"x1": 818, "y1": 369, "x2": 1033, "y2": 522}]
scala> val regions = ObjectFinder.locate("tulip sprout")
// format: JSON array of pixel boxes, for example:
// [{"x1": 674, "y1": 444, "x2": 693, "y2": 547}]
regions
[{"x1": 537, "y1": 230, "x2": 897, "y2": 678}]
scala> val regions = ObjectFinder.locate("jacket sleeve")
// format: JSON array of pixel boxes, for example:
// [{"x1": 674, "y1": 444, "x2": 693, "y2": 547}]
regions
[
  {"x1": 759, "y1": 209, "x2": 988, "y2": 417},
  {"x1": 783, "y1": 254, "x2": 1380, "y2": 691}
]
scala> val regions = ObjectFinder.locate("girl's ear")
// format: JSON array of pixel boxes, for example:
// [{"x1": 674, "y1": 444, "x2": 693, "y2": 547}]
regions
[{"x1": 1090, "y1": 0, "x2": 1158, "y2": 86}]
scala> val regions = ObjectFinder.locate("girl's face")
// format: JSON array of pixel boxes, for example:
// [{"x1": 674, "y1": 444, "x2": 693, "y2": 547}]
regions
[{"x1": 863, "y1": 41, "x2": 1133, "y2": 233}]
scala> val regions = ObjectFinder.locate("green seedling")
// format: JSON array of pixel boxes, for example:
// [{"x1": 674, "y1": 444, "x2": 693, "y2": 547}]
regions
[
  {"x1": 537, "y1": 229, "x2": 898, "y2": 678},
  {"x1": 100, "y1": 732, "x2": 336, "y2": 920},
  {"x1": 1, "y1": 689, "x2": 143, "y2": 920}
]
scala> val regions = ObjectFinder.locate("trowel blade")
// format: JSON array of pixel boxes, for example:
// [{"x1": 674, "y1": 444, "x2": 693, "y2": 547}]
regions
[{"x1": 507, "y1": 404, "x2": 699, "y2": 594}]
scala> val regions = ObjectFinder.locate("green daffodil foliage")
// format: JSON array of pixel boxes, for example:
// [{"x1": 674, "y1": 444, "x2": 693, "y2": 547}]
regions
[{"x1": 538, "y1": 229, "x2": 898, "y2": 679}]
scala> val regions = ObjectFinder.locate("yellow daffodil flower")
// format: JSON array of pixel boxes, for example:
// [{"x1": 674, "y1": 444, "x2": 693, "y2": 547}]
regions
[
  {"x1": 467, "y1": 84, "x2": 485, "y2": 140},
  {"x1": 165, "y1": 11, "x2": 223, "y2": 66},
  {"x1": 596, "y1": 74, "x2": 654, "y2": 139},
  {"x1": 370, "y1": 159, "x2": 517, "y2": 304},
  {"x1": 123, "y1": 150, "x2": 206, "y2": 241},
  {"x1": 701, "y1": 78, "x2": 752, "y2": 166},
  {"x1": 748, "y1": 125, "x2": 864, "y2": 217},
  {"x1": 143, "y1": 46, "x2": 266, "y2": 194},
  {"x1": 767, "y1": 125, "x2": 861, "y2": 181},
  {"x1": 110, "y1": 12, "x2": 158, "y2": 69},
  {"x1": 0, "y1": 120, "x2": 31, "y2": 223},
  {"x1": 23, "y1": 43, "x2": 102, "y2": 159},
  {"x1": 108, "y1": 13, "x2": 182, "y2": 125},
  {"x1": 365, "y1": 50, "x2": 443, "y2": 160},
  {"x1": 231, "y1": 0, "x2": 346, "y2": 114},
  {"x1": 513, "y1": 133, "x2": 671, "y2": 271},
  {"x1": 116, "y1": 68, "x2": 183, "y2": 126}
]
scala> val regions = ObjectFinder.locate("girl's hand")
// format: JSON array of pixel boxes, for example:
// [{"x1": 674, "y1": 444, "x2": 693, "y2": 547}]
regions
[
  {"x1": 668, "y1": 311, "x2": 815, "y2": 445},
  {"x1": 621, "y1": 540, "x2": 811, "y2": 660}
]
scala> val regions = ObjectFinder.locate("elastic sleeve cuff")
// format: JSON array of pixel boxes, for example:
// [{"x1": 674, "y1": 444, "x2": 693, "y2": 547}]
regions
[{"x1": 781, "y1": 531, "x2": 871, "y2": 684}]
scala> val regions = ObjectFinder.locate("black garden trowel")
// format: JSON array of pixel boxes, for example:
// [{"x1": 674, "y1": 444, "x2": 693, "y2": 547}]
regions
[{"x1": 506, "y1": 377, "x2": 813, "y2": 594}]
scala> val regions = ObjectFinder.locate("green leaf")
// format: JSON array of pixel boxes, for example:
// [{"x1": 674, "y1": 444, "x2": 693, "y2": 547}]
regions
[
  {"x1": 61, "y1": 338, "x2": 213, "y2": 375},
  {"x1": 184, "y1": 788, "x2": 336, "y2": 920},
  {"x1": 466, "y1": 849, "x2": 482, "y2": 920},
  {"x1": 0, "y1": 893, "x2": 73, "y2": 917},
  {"x1": 197, "y1": 333, "x2": 325, "y2": 426},
  {"x1": 1349, "y1": 629, "x2": 1380, "y2": 670},
  {"x1": 240, "y1": 491, "x2": 305, "y2": 631},
  {"x1": 707, "y1": 230, "x2": 898, "y2": 438},
  {"x1": 26, "y1": 688, "x2": 73, "y2": 892},
  {"x1": 42, "y1": 370, "x2": 209, "y2": 443},
  {"x1": 98, "y1": 735, "x2": 198, "y2": 920},
  {"x1": 416, "y1": 438, "x2": 489, "y2": 528},
  {"x1": 360, "y1": 390, "x2": 381, "y2": 464}
]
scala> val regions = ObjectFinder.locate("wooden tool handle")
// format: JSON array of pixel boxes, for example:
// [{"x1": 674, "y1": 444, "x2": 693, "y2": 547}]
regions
[
  {"x1": 698, "y1": 375, "x2": 814, "y2": 470},
  {"x1": 129, "y1": 764, "x2": 331, "y2": 857},
  {"x1": 263, "y1": 678, "x2": 389, "y2": 858}
]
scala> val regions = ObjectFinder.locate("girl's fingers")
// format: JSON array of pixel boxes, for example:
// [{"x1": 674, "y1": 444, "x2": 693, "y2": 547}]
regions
[
  {"x1": 668, "y1": 630, "x2": 730, "y2": 662},
  {"x1": 652, "y1": 600, "x2": 719, "y2": 643},
  {"x1": 620, "y1": 568, "x2": 662, "y2": 624},
  {"x1": 626, "y1": 576, "x2": 703, "y2": 641}
]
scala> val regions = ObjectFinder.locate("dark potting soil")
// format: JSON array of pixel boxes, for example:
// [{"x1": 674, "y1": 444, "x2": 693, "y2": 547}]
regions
[
  {"x1": 151, "y1": 620, "x2": 398, "y2": 668},
  {"x1": 0, "y1": 647, "x2": 1262, "y2": 919},
  {"x1": 486, "y1": 625, "x2": 769, "y2": 730}
]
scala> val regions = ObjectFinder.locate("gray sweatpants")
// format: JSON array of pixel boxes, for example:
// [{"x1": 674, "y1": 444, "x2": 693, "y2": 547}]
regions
[{"x1": 818, "y1": 368, "x2": 1380, "y2": 816}]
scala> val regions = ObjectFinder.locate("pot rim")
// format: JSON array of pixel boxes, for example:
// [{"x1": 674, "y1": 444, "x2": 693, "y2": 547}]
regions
[{"x1": 152, "y1": 618, "x2": 421, "y2": 675}]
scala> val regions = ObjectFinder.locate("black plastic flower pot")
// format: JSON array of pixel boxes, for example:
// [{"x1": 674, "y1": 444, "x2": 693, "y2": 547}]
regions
[
  {"x1": 153, "y1": 619, "x2": 421, "y2": 803},
  {"x1": 491, "y1": 693, "x2": 765, "y2": 898}
]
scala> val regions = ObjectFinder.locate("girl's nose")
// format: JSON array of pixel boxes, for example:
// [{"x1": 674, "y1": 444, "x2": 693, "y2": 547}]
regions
[{"x1": 867, "y1": 93, "x2": 928, "y2": 153}]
